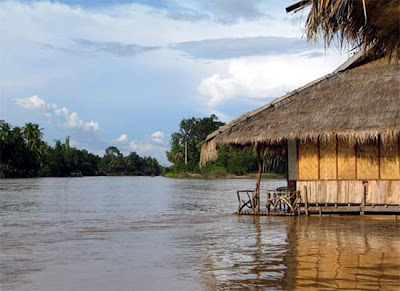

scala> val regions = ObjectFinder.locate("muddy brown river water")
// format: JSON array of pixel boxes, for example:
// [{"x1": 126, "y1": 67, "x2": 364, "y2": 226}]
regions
[{"x1": 1, "y1": 177, "x2": 399, "y2": 290}]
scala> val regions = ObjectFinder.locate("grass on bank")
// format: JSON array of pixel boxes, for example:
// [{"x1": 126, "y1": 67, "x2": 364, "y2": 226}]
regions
[{"x1": 163, "y1": 167, "x2": 285, "y2": 179}]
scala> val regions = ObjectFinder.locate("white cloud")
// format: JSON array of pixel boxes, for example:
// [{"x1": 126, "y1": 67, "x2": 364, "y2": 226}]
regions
[
  {"x1": 14, "y1": 95, "x2": 46, "y2": 110},
  {"x1": 116, "y1": 133, "x2": 128, "y2": 142},
  {"x1": 198, "y1": 50, "x2": 349, "y2": 107},
  {"x1": 14, "y1": 95, "x2": 100, "y2": 132},
  {"x1": 0, "y1": 1, "x2": 300, "y2": 51},
  {"x1": 151, "y1": 131, "x2": 164, "y2": 143},
  {"x1": 2, "y1": 0, "x2": 350, "y2": 162},
  {"x1": 129, "y1": 141, "x2": 168, "y2": 164}
]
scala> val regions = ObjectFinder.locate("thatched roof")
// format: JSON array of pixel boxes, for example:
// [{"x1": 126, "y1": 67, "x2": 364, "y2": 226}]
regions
[
  {"x1": 200, "y1": 0, "x2": 400, "y2": 166},
  {"x1": 286, "y1": 0, "x2": 400, "y2": 58},
  {"x1": 200, "y1": 56, "x2": 400, "y2": 165}
]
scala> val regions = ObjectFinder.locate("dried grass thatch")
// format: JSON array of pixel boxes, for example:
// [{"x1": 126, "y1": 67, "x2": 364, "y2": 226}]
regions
[
  {"x1": 200, "y1": 56, "x2": 400, "y2": 166},
  {"x1": 287, "y1": 0, "x2": 400, "y2": 58}
]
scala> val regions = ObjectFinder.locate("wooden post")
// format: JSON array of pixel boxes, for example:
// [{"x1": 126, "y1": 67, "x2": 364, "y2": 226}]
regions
[
  {"x1": 237, "y1": 191, "x2": 241, "y2": 213},
  {"x1": 303, "y1": 186, "x2": 309, "y2": 216},
  {"x1": 254, "y1": 145, "x2": 262, "y2": 213},
  {"x1": 361, "y1": 181, "x2": 367, "y2": 215},
  {"x1": 297, "y1": 192, "x2": 301, "y2": 216}
]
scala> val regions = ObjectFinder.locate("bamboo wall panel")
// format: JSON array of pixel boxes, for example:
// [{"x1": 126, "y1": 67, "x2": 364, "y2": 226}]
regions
[
  {"x1": 316, "y1": 181, "x2": 326, "y2": 203},
  {"x1": 298, "y1": 142, "x2": 318, "y2": 180},
  {"x1": 357, "y1": 142, "x2": 379, "y2": 179},
  {"x1": 320, "y1": 141, "x2": 337, "y2": 179},
  {"x1": 337, "y1": 141, "x2": 356, "y2": 179},
  {"x1": 380, "y1": 142, "x2": 400, "y2": 179},
  {"x1": 317, "y1": 180, "x2": 338, "y2": 203},
  {"x1": 367, "y1": 181, "x2": 384, "y2": 204},
  {"x1": 298, "y1": 180, "x2": 365, "y2": 204},
  {"x1": 298, "y1": 180, "x2": 400, "y2": 205},
  {"x1": 353, "y1": 182, "x2": 364, "y2": 203},
  {"x1": 337, "y1": 181, "x2": 351, "y2": 203},
  {"x1": 386, "y1": 181, "x2": 400, "y2": 204},
  {"x1": 366, "y1": 180, "x2": 400, "y2": 204}
]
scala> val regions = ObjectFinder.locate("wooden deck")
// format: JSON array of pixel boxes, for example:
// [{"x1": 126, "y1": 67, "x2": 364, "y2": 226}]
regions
[
  {"x1": 236, "y1": 189, "x2": 400, "y2": 216},
  {"x1": 236, "y1": 211, "x2": 296, "y2": 216}
]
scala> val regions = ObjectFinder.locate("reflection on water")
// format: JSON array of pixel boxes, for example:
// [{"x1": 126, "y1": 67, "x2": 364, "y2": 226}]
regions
[
  {"x1": 291, "y1": 217, "x2": 400, "y2": 290},
  {"x1": 197, "y1": 216, "x2": 400, "y2": 291},
  {"x1": 1, "y1": 177, "x2": 399, "y2": 290}
]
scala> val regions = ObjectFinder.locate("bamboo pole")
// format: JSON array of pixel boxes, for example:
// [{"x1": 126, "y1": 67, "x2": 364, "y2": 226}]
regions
[
  {"x1": 254, "y1": 145, "x2": 262, "y2": 213},
  {"x1": 361, "y1": 181, "x2": 367, "y2": 215},
  {"x1": 303, "y1": 186, "x2": 309, "y2": 216}
]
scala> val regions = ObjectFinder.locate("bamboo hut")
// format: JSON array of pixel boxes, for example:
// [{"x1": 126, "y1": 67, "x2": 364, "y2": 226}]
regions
[{"x1": 200, "y1": 0, "x2": 400, "y2": 215}]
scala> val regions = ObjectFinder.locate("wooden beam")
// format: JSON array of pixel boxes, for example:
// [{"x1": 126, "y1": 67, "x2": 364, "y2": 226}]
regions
[
  {"x1": 297, "y1": 139, "x2": 300, "y2": 181},
  {"x1": 336, "y1": 136, "x2": 339, "y2": 180},
  {"x1": 378, "y1": 135, "x2": 381, "y2": 179},
  {"x1": 398, "y1": 137, "x2": 400, "y2": 177},
  {"x1": 317, "y1": 138, "x2": 321, "y2": 180}
]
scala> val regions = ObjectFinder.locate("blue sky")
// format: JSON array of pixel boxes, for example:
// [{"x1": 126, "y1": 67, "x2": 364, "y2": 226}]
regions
[{"x1": 0, "y1": 0, "x2": 349, "y2": 165}]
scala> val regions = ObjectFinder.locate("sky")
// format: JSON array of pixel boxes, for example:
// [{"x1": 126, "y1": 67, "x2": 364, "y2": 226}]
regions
[{"x1": 0, "y1": 0, "x2": 350, "y2": 165}]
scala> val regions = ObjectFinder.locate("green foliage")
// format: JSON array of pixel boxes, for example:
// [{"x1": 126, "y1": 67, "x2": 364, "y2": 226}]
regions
[
  {"x1": 1, "y1": 121, "x2": 45, "y2": 177},
  {"x1": 201, "y1": 147, "x2": 257, "y2": 175},
  {"x1": 98, "y1": 146, "x2": 162, "y2": 176},
  {"x1": 166, "y1": 115, "x2": 286, "y2": 177},
  {"x1": 0, "y1": 121, "x2": 162, "y2": 178},
  {"x1": 166, "y1": 114, "x2": 225, "y2": 173},
  {"x1": 41, "y1": 137, "x2": 101, "y2": 177}
]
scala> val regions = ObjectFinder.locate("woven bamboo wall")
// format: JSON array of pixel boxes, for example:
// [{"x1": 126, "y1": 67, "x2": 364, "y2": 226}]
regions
[
  {"x1": 298, "y1": 142, "x2": 318, "y2": 180},
  {"x1": 298, "y1": 138, "x2": 400, "y2": 180},
  {"x1": 297, "y1": 137, "x2": 400, "y2": 205},
  {"x1": 380, "y1": 142, "x2": 400, "y2": 179},
  {"x1": 357, "y1": 142, "x2": 379, "y2": 179},
  {"x1": 337, "y1": 141, "x2": 356, "y2": 179},
  {"x1": 320, "y1": 141, "x2": 337, "y2": 179}
]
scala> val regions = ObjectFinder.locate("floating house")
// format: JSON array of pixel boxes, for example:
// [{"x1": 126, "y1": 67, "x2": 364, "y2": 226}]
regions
[{"x1": 200, "y1": 0, "x2": 400, "y2": 214}]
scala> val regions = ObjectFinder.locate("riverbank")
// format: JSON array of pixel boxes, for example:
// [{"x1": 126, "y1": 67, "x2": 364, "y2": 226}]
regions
[{"x1": 163, "y1": 172, "x2": 285, "y2": 179}]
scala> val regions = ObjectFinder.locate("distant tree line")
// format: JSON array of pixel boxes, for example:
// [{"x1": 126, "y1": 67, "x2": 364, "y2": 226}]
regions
[
  {"x1": 0, "y1": 121, "x2": 162, "y2": 178},
  {"x1": 165, "y1": 115, "x2": 285, "y2": 176}
]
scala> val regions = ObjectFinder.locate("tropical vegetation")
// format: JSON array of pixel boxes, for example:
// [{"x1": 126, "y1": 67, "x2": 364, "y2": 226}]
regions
[
  {"x1": 165, "y1": 115, "x2": 285, "y2": 177},
  {"x1": 0, "y1": 121, "x2": 162, "y2": 178}
]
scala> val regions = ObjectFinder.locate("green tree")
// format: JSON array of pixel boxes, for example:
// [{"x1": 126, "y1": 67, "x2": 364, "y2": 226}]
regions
[
  {"x1": 167, "y1": 114, "x2": 225, "y2": 173},
  {"x1": 23, "y1": 122, "x2": 43, "y2": 151},
  {"x1": 99, "y1": 146, "x2": 125, "y2": 174},
  {"x1": 1, "y1": 121, "x2": 161, "y2": 178},
  {"x1": 0, "y1": 121, "x2": 13, "y2": 174},
  {"x1": 0, "y1": 122, "x2": 47, "y2": 177}
]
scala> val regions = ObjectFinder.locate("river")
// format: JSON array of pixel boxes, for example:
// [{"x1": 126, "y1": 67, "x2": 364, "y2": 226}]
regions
[{"x1": 1, "y1": 177, "x2": 399, "y2": 290}]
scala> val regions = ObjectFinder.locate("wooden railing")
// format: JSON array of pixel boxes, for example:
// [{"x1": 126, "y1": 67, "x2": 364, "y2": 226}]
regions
[
  {"x1": 236, "y1": 190, "x2": 258, "y2": 213},
  {"x1": 237, "y1": 189, "x2": 301, "y2": 214},
  {"x1": 265, "y1": 190, "x2": 301, "y2": 215}
]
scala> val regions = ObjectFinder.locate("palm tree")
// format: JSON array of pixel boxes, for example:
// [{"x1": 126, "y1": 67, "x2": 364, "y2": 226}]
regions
[
  {"x1": 0, "y1": 122, "x2": 12, "y2": 174},
  {"x1": 23, "y1": 122, "x2": 43, "y2": 151}
]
